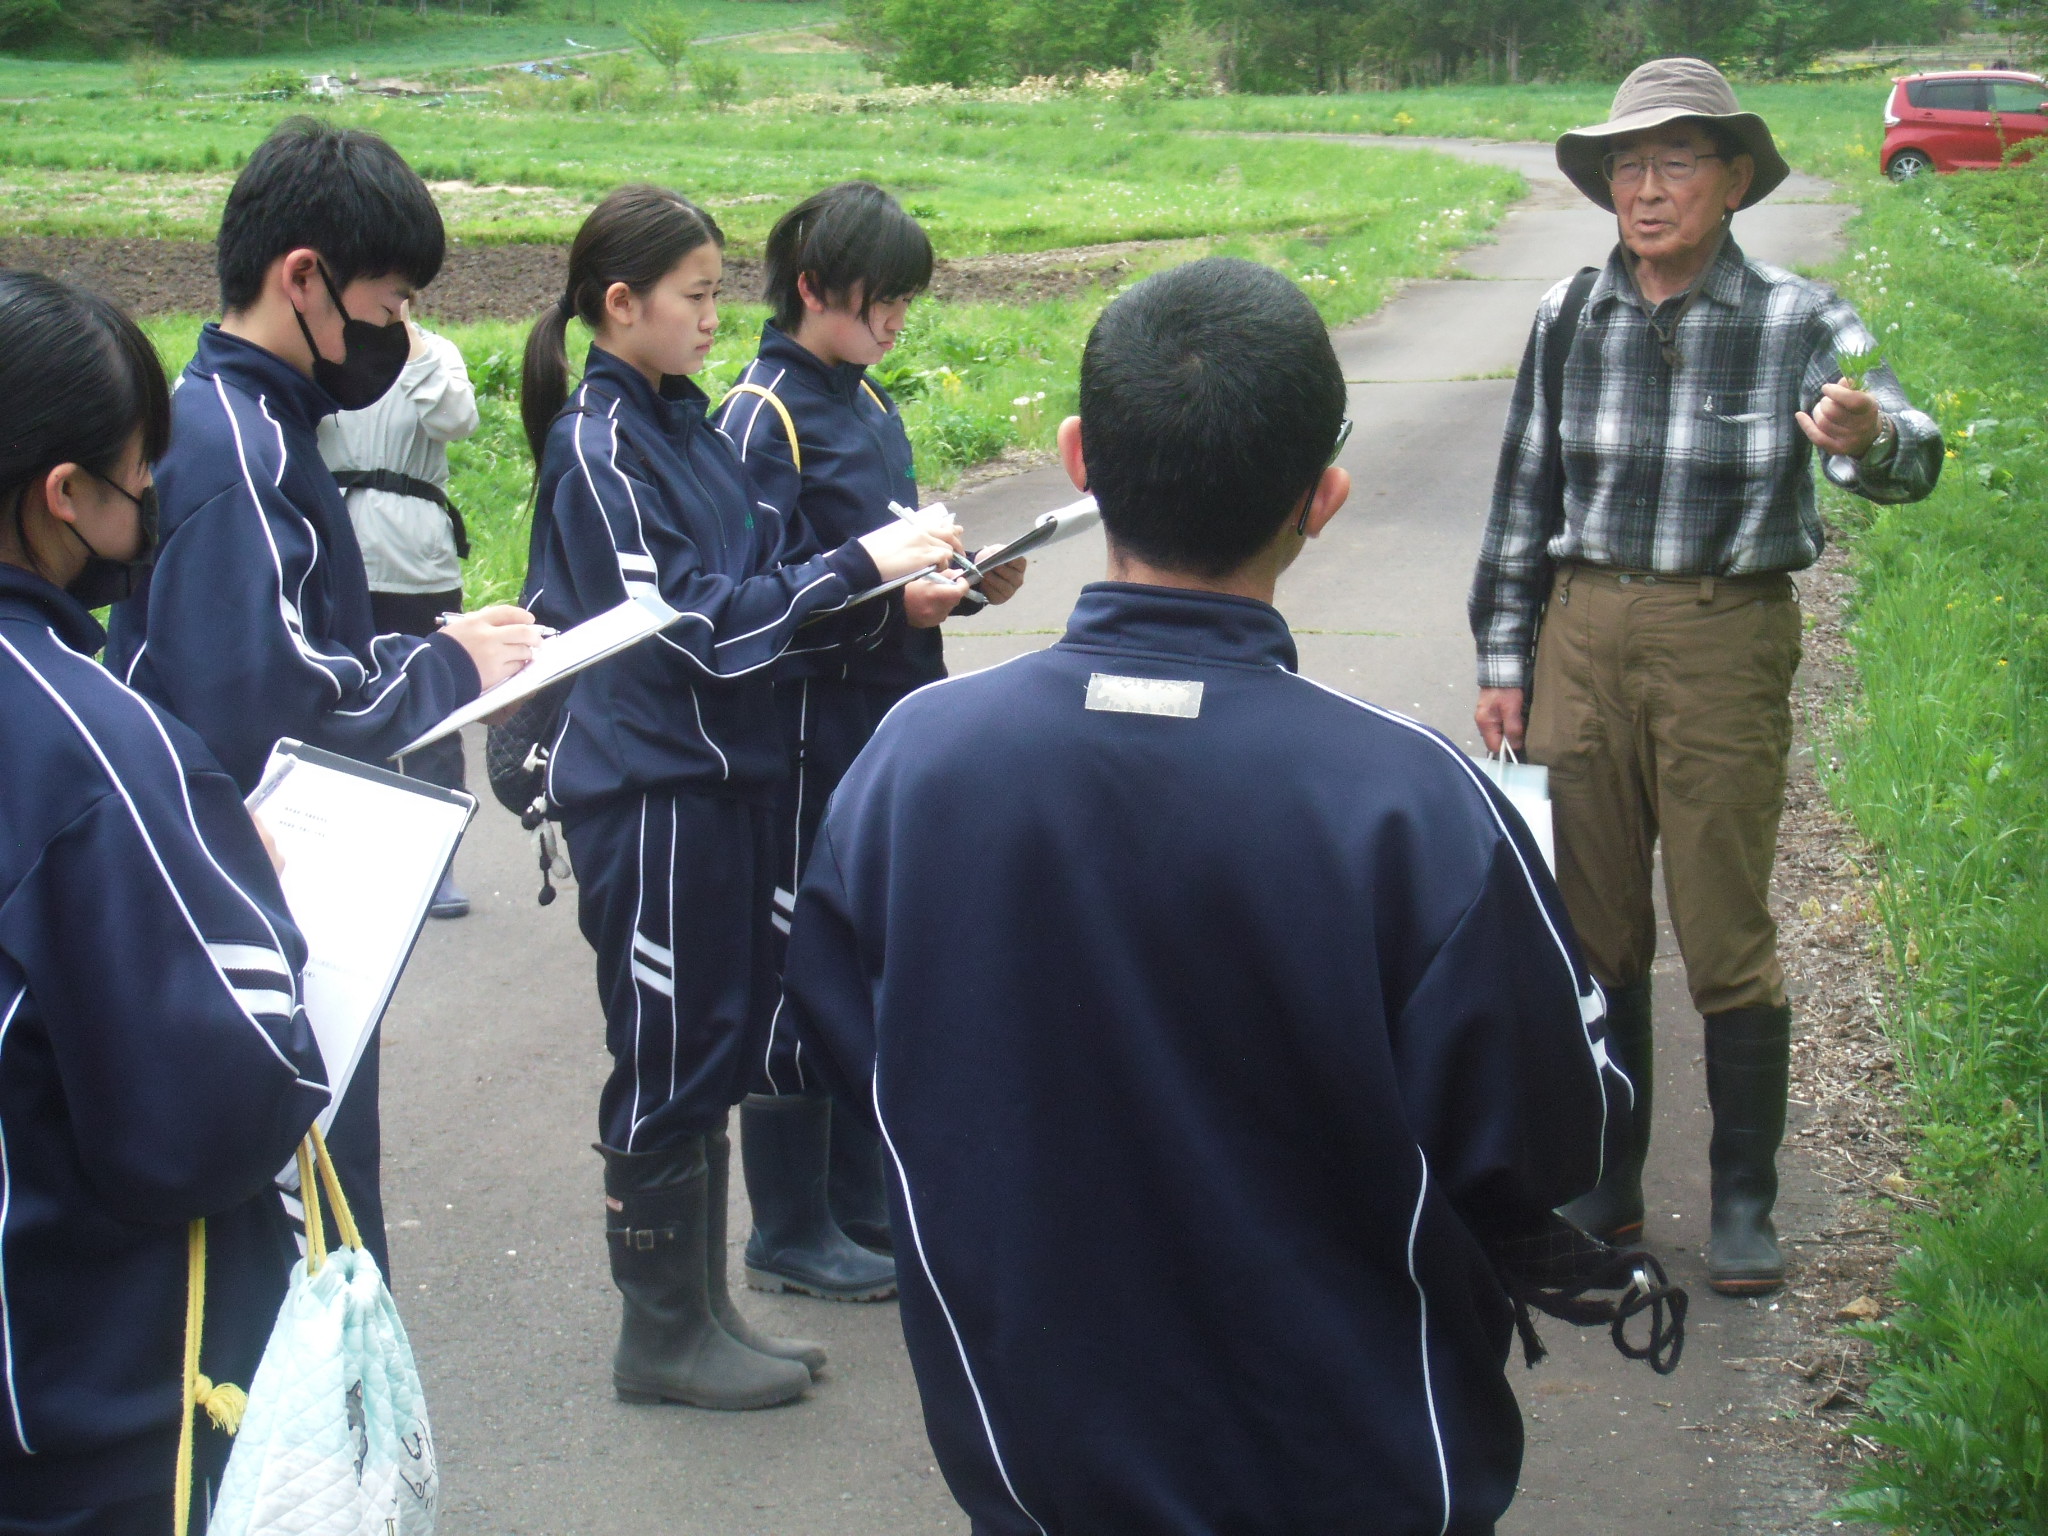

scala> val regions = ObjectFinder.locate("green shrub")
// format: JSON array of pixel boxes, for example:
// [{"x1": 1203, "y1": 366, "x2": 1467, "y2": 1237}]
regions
[
  {"x1": 1835, "y1": 1185, "x2": 2048, "y2": 1533},
  {"x1": 689, "y1": 50, "x2": 742, "y2": 110},
  {"x1": 241, "y1": 65, "x2": 303, "y2": 99}
]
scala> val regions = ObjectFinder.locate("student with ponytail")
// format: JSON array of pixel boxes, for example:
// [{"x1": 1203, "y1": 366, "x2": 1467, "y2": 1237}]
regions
[
  {"x1": 519, "y1": 184, "x2": 961, "y2": 1412},
  {"x1": 715, "y1": 182, "x2": 1025, "y2": 1303}
]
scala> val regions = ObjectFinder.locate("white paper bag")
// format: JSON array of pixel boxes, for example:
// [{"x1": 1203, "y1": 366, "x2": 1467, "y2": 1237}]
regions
[{"x1": 1473, "y1": 750, "x2": 1555, "y2": 874}]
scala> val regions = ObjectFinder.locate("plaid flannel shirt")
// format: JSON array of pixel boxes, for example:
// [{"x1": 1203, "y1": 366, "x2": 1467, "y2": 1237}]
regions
[{"x1": 1469, "y1": 238, "x2": 1942, "y2": 691}]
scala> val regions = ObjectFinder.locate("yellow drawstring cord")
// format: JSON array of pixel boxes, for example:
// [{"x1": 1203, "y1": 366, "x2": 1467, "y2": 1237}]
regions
[
  {"x1": 174, "y1": 1221, "x2": 249, "y2": 1536},
  {"x1": 175, "y1": 1129, "x2": 361, "y2": 1536}
]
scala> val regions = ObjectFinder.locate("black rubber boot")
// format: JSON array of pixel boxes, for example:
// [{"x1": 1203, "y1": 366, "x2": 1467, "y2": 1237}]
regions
[
  {"x1": 704, "y1": 1123, "x2": 827, "y2": 1377},
  {"x1": 741, "y1": 1094, "x2": 898, "y2": 1301},
  {"x1": 1704, "y1": 1004, "x2": 1792, "y2": 1296},
  {"x1": 1560, "y1": 978, "x2": 1655, "y2": 1244},
  {"x1": 601, "y1": 1139, "x2": 813, "y2": 1409},
  {"x1": 828, "y1": 1099, "x2": 894, "y2": 1254}
]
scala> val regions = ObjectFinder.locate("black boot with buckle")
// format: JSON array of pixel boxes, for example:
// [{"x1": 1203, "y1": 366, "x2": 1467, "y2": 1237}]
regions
[
  {"x1": 1560, "y1": 978, "x2": 1655, "y2": 1244},
  {"x1": 601, "y1": 1138, "x2": 812, "y2": 1409},
  {"x1": 1704, "y1": 1004, "x2": 1792, "y2": 1295}
]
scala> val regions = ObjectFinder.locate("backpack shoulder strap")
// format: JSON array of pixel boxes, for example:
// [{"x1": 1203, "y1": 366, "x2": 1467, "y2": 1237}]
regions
[
  {"x1": 1541, "y1": 266, "x2": 1597, "y2": 442},
  {"x1": 1538, "y1": 266, "x2": 1598, "y2": 527},
  {"x1": 717, "y1": 382, "x2": 802, "y2": 473}
]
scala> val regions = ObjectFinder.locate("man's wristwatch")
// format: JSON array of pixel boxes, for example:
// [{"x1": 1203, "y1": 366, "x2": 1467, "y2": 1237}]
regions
[{"x1": 1861, "y1": 413, "x2": 1897, "y2": 465}]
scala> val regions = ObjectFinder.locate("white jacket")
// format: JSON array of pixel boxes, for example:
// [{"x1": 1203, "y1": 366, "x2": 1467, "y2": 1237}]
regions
[{"x1": 317, "y1": 329, "x2": 479, "y2": 594}]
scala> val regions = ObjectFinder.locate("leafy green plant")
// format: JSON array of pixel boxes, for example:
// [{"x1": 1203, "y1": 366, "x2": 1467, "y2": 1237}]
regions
[
  {"x1": 240, "y1": 65, "x2": 303, "y2": 99},
  {"x1": 127, "y1": 47, "x2": 178, "y2": 96},
  {"x1": 689, "y1": 49, "x2": 741, "y2": 109},
  {"x1": 1833, "y1": 1185, "x2": 2048, "y2": 1532},
  {"x1": 624, "y1": 7, "x2": 693, "y2": 91},
  {"x1": 585, "y1": 52, "x2": 642, "y2": 109},
  {"x1": 1836, "y1": 347, "x2": 1881, "y2": 389}
]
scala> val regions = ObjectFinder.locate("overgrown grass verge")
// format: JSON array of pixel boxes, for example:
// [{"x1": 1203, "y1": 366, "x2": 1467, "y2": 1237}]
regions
[{"x1": 1809, "y1": 162, "x2": 2048, "y2": 1532}]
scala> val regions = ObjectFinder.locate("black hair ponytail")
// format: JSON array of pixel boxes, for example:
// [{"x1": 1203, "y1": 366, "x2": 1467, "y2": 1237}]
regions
[
  {"x1": 521, "y1": 184, "x2": 724, "y2": 467},
  {"x1": 0, "y1": 269, "x2": 170, "y2": 570},
  {"x1": 764, "y1": 181, "x2": 934, "y2": 335}
]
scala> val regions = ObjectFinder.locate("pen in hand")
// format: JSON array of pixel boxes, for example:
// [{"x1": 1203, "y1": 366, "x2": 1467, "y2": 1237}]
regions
[{"x1": 439, "y1": 611, "x2": 559, "y2": 638}]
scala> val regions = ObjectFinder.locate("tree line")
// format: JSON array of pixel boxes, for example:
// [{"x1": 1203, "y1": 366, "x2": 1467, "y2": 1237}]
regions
[{"x1": 845, "y1": 0, "x2": 1984, "y2": 91}]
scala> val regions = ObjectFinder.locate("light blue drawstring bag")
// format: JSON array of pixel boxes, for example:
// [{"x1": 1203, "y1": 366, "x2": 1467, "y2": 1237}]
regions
[{"x1": 206, "y1": 1130, "x2": 439, "y2": 1536}]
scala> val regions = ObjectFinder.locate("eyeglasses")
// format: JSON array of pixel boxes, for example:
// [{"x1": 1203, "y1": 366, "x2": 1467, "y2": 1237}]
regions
[
  {"x1": 1296, "y1": 416, "x2": 1353, "y2": 536},
  {"x1": 1601, "y1": 149, "x2": 1725, "y2": 187}
]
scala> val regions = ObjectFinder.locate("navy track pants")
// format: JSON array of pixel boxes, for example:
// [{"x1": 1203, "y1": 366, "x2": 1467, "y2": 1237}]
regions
[
  {"x1": 566, "y1": 791, "x2": 779, "y2": 1151},
  {"x1": 758, "y1": 677, "x2": 910, "y2": 1095}
]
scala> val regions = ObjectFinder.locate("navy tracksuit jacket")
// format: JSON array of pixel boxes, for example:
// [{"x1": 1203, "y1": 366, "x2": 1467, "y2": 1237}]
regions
[
  {"x1": 523, "y1": 347, "x2": 881, "y2": 1147},
  {"x1": 785, "y1": 583, "x2": 1626, "y2": 1536},
  {"x1": 105, "y1": 326, "x2": 482, "y2": 794},
  {"x1": 103, "y1": 324, "x2": 485, "y2": 1271},
  {"x1": 715, "y1": 324, "x2": 943, "y2": 1093},
  {"x1": 0, "y1": 565, "x2": 328, "y2": 1518}
]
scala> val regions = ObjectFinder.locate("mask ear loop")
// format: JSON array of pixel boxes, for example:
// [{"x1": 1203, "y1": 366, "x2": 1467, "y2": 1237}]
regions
[{"x1": 1296, "y1": 416, "x2": 1355, "y2": 536}]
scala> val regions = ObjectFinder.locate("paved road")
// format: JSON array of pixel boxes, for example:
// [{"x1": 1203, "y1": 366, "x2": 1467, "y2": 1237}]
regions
[{"x1": 383, "y1": 139, "x2": 1854, "y2": 1534}]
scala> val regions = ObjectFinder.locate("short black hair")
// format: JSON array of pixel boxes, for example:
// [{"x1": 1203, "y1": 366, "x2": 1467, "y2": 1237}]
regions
[
  {"x1": 0, "y1": 269, "x2": 171, "y2": 577},
  {"x1": 1080, "y1": 258, "x2": 1344, "y2": 579},
  {"x1": 216, "y1": 116, "x2": 445, "y2": 313},
  {"x1": 763, "y1": 181, "x2": 933, "y2": 333}
]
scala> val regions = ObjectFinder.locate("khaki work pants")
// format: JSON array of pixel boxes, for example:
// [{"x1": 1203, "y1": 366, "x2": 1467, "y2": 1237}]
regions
[{"x1": 1525, "y1": 564, "x2": 1801, "y2": 1015}]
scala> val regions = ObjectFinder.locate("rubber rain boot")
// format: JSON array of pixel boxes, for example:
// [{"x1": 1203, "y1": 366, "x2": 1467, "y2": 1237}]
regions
[
  {"x1": 1704, "y1": 1004, "x2": 1793, "y2": 1295},
  {"x1": 1560, "y1": 978, "x2": 1655, "y2": 1243},
  {"x1": 704, "y1": 1121, "x2": 827, "y2": 1377},
  {"x1": 741, "y1": 1093, "x2": 898, "y2": 1301},
  {"x1": 828, "y1": 1097, "x2": 894, "y2": 1254},
  {"x1": 602, "y1": 1138, "x2": 812, "y2": 1409}
]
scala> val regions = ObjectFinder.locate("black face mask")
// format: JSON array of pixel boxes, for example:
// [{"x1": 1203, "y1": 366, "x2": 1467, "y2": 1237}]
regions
[
  {"x1": 63, "y1": 471, "x2": 159, "y2": 609},
  {"x1": 293, "y1": 261, "x2": 411, "y2": 412}
]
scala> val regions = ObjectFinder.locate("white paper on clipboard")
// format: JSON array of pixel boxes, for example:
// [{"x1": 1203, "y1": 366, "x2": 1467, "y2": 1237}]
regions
[
  {"x1": 247, "y1": 740, "x2": 475, "y2": 1139},
  {"x1": 393, "y1": 592, "x2": 682, "y2": 758},
  {"x1": 839, "y1": 495, "x2": 1102, "y2": 609}
]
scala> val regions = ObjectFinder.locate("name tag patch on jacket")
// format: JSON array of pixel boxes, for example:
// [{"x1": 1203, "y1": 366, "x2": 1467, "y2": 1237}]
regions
[{"x1": 1085, "y1": 673, "x2": 1204, "y2": 719}]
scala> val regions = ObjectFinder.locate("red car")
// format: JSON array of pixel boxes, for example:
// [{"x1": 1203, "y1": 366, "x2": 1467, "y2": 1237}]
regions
[{"x1": 1883, "y1": 70, "x2": 2048, "y2": 180}]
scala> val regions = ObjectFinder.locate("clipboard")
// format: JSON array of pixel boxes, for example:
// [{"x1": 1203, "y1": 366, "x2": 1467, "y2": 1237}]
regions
[
  {"x1": 394, "y1": 592, "x2": 683, "y2": 758},
  {"x1": 840, "y1": 495, "x2": 1101, "y2": 609},
  {"x1": 247, "y1": 740, "x2": 476, "y2": 1136}
]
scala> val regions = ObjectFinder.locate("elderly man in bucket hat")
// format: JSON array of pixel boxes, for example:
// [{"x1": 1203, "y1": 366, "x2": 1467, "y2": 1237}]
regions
[{"x1": 1468, "y1": 58, "x2": 1942, "y2": 1294}]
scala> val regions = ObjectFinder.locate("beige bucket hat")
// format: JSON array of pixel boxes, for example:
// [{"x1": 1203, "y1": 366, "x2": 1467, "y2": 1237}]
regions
[{"x1": 1556, "y1": 56, "x2": 1791, "y2": 212}]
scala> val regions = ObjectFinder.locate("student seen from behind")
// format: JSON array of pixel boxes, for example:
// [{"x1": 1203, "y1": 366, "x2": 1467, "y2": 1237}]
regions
[
  {"x1": 102, "y1": 116, "x2": 542, "y2": 1276},
  {"x1": 518, "y1": 184, "x2": 961, "y2": 1412},
  {"x1": 784, "y1": 258, "x2": 1629, "y2": 1534},
  {"x1": 0, "y1": 269, "x2": 328, "y2": 1536},
  {"x1": 715, "y1": 181, "x2": 1025, "y2": 1303}
]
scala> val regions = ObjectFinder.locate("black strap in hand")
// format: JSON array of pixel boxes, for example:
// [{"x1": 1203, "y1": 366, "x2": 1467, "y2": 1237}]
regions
[{"x1": 1490, "y1": 1214, "x2": 1688, "y2": 1376}]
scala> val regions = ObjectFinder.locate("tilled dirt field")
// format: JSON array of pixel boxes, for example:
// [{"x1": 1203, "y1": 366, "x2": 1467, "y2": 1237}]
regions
[{"x1": 0, "y1": 235, "x2": 1158, "y2": 320}]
